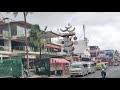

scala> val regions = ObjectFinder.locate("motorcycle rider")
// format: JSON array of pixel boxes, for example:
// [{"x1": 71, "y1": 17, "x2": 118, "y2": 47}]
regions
[{"x1": 101, "y1": 64, "x2": 106, "y2": 78}]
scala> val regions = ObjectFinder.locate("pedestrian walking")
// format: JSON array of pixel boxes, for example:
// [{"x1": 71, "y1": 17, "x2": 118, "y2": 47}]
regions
[
  {"x1": 24, "y1": 69, "x2": 29, "y2": 78},
  {"x1": 59, "y1": 69, "x2": 62, "y2": 76},
  {"x1": 54, "y1": 70, "x2": 57, "y2": 76}
]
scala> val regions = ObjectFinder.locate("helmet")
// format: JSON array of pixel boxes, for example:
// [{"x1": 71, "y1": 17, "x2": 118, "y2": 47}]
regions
[{"x1": 102, "y1": 68, "x2": 105, "y2": 71}]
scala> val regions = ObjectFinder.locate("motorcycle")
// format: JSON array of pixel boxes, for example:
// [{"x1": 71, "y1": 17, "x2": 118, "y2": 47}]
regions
[{"x1": 101, "y1": 68, "x2": 106, "y2": 78}]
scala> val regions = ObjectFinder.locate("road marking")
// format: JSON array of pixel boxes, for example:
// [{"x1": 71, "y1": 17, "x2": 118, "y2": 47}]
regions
[{"x1": 106, "y1": 66, "x2": 120, "y2": 77}]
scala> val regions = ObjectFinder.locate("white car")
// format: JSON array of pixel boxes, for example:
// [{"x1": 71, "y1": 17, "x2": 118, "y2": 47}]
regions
[
  {"x1": 114, "y1": 62, "x2": 119, "y2": 66},
  {"x1": 86, "y1": 62, "x2": 96, "y2": 74},
  {"x1": 69, "y1": 62, "x2": 89, "y2": 77}
]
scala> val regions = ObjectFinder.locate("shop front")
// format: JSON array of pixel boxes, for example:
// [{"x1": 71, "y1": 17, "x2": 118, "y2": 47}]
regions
[{"x1": 50, "y1": 58, "x2": 70, "y2": 75}]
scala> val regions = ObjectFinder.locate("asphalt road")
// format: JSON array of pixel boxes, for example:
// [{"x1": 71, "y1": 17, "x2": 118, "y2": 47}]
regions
[
  {"x1": 107, "y1": 66, "x2": 120, "y2": 78},
  {"x1": 31, "y1": 66, "x2": 120, "y2": 78},
  {"x1": 68, "y1": 66, "x2": 120, "y2": 78}
]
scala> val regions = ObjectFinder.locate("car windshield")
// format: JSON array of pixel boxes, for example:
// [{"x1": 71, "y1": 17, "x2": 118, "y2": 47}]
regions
[
  {"x1": 87, "y1": 64, "x2": 91, "y2": 67},
  {"x1": 71, "y1": 64, "x2": 81, "y2": 68}
]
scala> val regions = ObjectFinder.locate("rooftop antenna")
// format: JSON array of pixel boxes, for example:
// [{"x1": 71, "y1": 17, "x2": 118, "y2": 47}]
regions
[{"x1": 57, "y1": 28, "x2": 60, "y2": 39}]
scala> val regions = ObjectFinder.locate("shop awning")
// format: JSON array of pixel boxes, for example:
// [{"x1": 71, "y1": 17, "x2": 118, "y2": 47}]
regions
[
  {"x1": 50, "y1": 58, "x2": 69, "y2": 64},
  {"x1": 45, "y1": 43, "x2": 61, "y2": 49}
]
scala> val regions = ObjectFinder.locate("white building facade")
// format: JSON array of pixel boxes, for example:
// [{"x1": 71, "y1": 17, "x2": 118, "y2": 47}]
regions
[{"x1": 73, "y1": 40, "x2": 90, "y2": 58}]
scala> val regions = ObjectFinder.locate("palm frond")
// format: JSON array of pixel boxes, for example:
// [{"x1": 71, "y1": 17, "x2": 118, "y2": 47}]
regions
[
  {"x1": 13, "y1": 12, "x2": 18, "y2": 17},
  {"x1": 6, "y1": 12, "x2": 33, "y2": 17},
  {"x1": 25, "y1": 12, "x2": 33, "y2": 16}
]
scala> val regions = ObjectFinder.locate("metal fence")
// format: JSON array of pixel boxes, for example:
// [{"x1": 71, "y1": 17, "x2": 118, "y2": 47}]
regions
[
  {"x1": 35, "y1": 58, "x2": 50, "y2": 76},
  {"x1": 0, "y1": 58, "x2": 23, "y2": 78}
]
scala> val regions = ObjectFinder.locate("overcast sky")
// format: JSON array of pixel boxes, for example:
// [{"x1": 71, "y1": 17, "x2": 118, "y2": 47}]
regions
[{"x1": 1, "y1": 12, "x2": 120, "y2": 51}]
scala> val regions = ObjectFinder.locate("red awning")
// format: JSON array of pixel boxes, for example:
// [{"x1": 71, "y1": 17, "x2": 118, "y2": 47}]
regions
[
  {"x1": 50, "y1": 58, "x2": 69, "y2": 64},
  {"x1": 45, "y1": 43, "x2": 61, "y2": 49}
]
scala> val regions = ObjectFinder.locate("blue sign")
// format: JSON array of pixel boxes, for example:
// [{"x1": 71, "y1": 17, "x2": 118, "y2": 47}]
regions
[{"x1": 105, "y1": 51, "x2": 113, "y2": 55}]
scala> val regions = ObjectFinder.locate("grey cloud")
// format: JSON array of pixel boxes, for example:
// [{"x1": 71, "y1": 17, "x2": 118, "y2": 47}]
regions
[
  {"x1": 1, "y1": 12, "x2": 120, "y2": 51},
  {"x1": 68, "y1": 12, "x2": 120, "y2": 26}
]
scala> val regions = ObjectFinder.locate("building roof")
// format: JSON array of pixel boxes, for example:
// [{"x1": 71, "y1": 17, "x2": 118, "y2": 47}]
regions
[
  {"x1": 42, "y1": 31, "x2": 60, "y2": 38},
  {"x1": 0, "y1": 21, "x2": 32, "y2": 29},
  {"x1": 10, "y1": 21, "x2": 32, "y2": 29}
]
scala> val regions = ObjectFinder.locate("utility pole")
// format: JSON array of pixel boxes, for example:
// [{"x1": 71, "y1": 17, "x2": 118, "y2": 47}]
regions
[
  {"x1": 83, "y1": 24, "x2": 88, "y2": 46},
  {"x1": 83, "y1": 24, "x2": 85, "y2": 41},
  {"x1": 23, "y1": 12, "x2": 29, "y2": 72}
]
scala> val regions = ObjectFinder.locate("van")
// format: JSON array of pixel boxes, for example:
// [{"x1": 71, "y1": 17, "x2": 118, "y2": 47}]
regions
[
  {"x1": 96, "y1": 61, "x2": 107, "y2": 70},
  {"x1": 96, "y1": 62, "x2": 102, "y2": 70},
  {"x1": 86, "y1": 62, "x2": 96, "y2": 74},
  {"x1": 69, "y1": 62, "x2": 89, "y2": 77}
]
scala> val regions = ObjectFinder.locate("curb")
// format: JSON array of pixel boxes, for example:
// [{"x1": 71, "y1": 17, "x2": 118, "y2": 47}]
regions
[{"x1": 28, "y1": 75, "x2": 48, "y2": 78}]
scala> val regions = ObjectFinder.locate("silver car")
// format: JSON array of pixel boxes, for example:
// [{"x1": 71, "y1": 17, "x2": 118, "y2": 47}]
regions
[
  {"x1": 86, "y1": 62, "x2": 96, "y2": 74},
  {"x1": 114, "y1": 62, "x2": 119, "y2": 66}
]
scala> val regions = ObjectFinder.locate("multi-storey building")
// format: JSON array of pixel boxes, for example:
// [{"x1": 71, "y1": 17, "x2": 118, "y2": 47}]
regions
[
  {"x1": 0, "y1": 20, "x2": 62, "y2": 68},
  {"x1": 89, "y1": 46, "x2": 100, "y2": 61}
]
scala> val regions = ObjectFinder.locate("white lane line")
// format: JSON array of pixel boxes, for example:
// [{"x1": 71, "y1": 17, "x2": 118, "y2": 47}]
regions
[
  {"x1": 106, "y1": 66, "x2": 120, "y2": 77},
  {"x1": 98, "y1": 66, "x2": 120, "y2": 78}
]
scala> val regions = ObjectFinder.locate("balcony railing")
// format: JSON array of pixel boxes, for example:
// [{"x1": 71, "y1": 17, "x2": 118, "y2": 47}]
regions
[
  {"x1": 12, "y1": 46, "x2": 62, "y2": 56},
  {"x1": 12, "y1": 46, "x2": 34, "y2": 52},
  {"x1": 0, "y1": 46, "x2": 9, "y2": 51}
]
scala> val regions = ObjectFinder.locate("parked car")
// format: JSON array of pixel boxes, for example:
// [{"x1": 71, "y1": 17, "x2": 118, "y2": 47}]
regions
[
  {"x1": 86, "y1": 62, "x2": 96, "y2": 74},
  {"x1": 69, "y1": 62, "x2": 89, "y2": 77},
  {"x1": 114, "y1": 61, "x2": 119, "y2": 66}
]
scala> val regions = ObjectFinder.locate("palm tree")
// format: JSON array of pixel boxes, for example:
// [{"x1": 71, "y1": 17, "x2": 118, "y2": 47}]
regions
[
  {"x1": 7, "y1": 12, "x2": 33, "y2": 72},
  {"x1": 28, "y1": 25, "x2": 47, "y2": 60}
]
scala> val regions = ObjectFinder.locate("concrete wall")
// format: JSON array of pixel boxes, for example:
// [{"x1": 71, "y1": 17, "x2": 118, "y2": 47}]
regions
[
  {"x1": 73, "y1": 40, "x2": 90, "y2": 58},
  {"x1": 73, "y1": 40, "x2": 87, "y2": 54}
]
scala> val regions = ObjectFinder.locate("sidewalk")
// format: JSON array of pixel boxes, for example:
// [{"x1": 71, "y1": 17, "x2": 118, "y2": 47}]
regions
[
  {"x1": 28, "y1": 75, "x2": 48, "y2": 78},
  {"x1": 28, "y1": 74, "x2": 70, "y2": 78},
  {"x1": 48, "y1": 74, "x2": 69, "y2": 78}
]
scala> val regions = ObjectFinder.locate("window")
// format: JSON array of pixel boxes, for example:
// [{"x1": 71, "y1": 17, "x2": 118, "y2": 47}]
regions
[
  {"x1": 11, "y1": 24, "x2": 17, "y2": 36},
  {"x1": 82, "y1": 58, "x2": 90, "y2": 61},
  {"x1": 0, "y1": 29, "x2": 2, "y2": 35},
  {"x1": 83, "y1": 64, "x2": 88, "y2": 68},
  {"x1": 91, "y1": 64, "x2": 94, "y2": 67},
  {"x1": 90, "y1": 53, "x2": 97, "y2": 57},
  {"x1": 71, "y1": 64, "x2": 81, "y2": 68}
]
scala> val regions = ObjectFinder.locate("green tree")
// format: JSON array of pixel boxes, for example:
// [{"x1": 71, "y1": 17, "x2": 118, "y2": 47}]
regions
[
  {"x1": 28, "y1": 25, "x2": 47, "y2": 60},
  {"x1": 7, "y1": 12, "x2": 33, "y2": 72}
]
